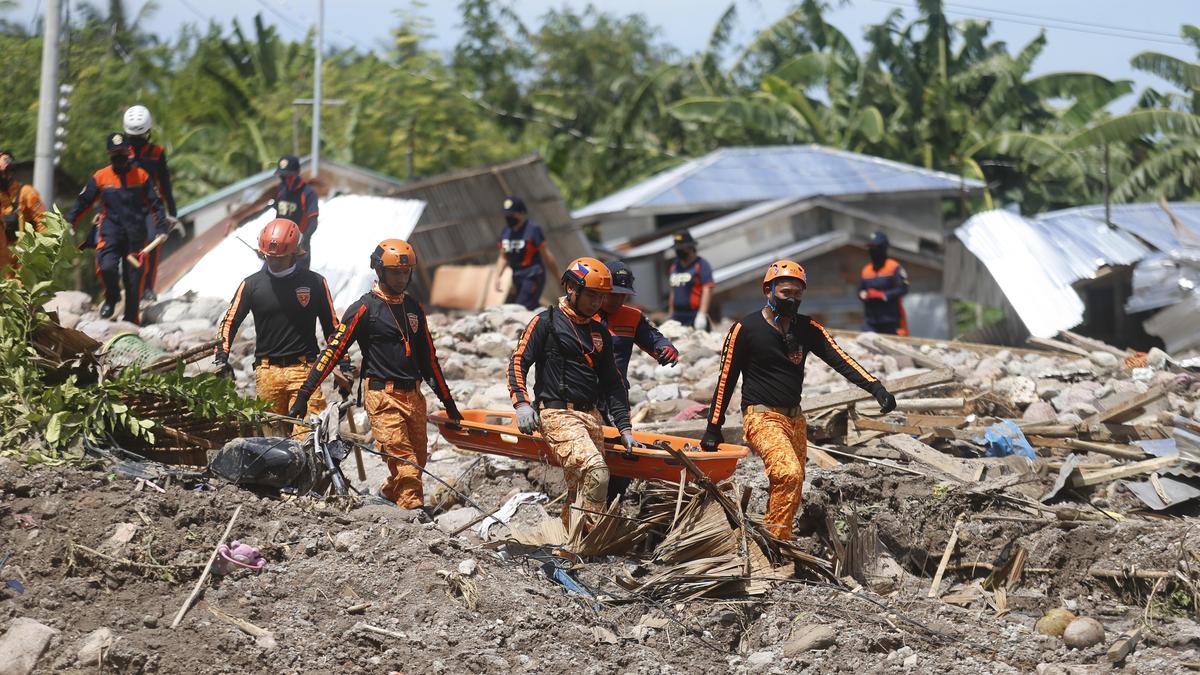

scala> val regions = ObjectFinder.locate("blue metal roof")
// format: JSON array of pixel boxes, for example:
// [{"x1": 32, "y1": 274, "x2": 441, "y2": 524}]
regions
[{"x1": 573, "y1": 145, "x2": 984, "y2": 219}]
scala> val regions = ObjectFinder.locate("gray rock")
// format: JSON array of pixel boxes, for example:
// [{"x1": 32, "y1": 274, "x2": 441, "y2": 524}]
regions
[
  {"x1": 457, "y1": 559, "x2": 477, "y2": 576},
  {"x1": 75, "y1": 628, "x2": 114, "y2": 666},
  {"x1": 783, "y1": 624, "x2": 836, "y2": 655},
  {"x1": 647, "y1": 383, "x2": 681, "y2": 402},
  {"x1": 1056, "y1": 413, "x2": 1084, "y2": 426},
  {"x1": 627, "y1": 385, "x2": 647, "y2": 405},
  {"x1": 0, "y1": 618, "x2": 58, "y2": 675},
  {"x1": 1022, "y1": 401, "x2": 1057, "y2": 424},
  {"x1": 333, "y1": 531, "x2": 361, "y2": 552},
  {"x1": 994, "y1": 376, "x2": 1038, "y2": 408},
  {"x1": 744, "y1": 650, "x2": 775, "y2": 671},
  {"x1": 1090, "y1": 351, "x2": 1121, "y2": 369},
  {"x1": 434, "y1": 507, "x2": 482, "y2": 534},
  {"x1": 473, "y1": 333, "x2": 515, "y2": 359}
]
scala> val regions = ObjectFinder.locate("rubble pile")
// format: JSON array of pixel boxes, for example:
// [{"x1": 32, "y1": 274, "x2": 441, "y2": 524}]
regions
[{"x1": 8, "y1": 291, "x2": 1200, "y2": 671}]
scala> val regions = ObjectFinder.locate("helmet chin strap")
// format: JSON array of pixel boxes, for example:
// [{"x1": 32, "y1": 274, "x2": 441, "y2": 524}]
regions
[{"x1": 377, "y1": 269, "x2": 408, "y2": 296}]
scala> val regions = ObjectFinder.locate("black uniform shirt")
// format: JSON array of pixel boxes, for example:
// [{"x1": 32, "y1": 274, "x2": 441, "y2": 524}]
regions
[
  {"x1": 298, "y1": 287, "x2": 452, "y2": 405},
  {"x1": 218, "y1": 268, "x2": 339, "y2": 360},
  {"x1": 708, "y1": 311, "x2": 880, "y2": 427},
  {"x1": 508, "y1": 305, "x2": 632, "y2": 431}
]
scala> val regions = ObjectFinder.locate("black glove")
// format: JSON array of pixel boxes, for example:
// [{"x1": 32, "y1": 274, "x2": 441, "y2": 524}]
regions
[
  {"x1": 213, "y1": 349, "x2": 229, "y2": 366},
  {"x1": 287, "y1": 394, "x2": 311, "y2": 420},
  {"x1": 656, "y1": 345, "x2": 679, "y2": 367},
  {"x1": 619, "y1": 429, "x2": 636, "y2": 458},
  {"x1": 337, "y1": 358, "x2": 354, "y2": 376},
  {"x1": 700, "y1": 425, "x2": 723, "y2": 452},
  {"x1": 871, "y1": 383, "x2": 897, "y2": 414},
  {"x1": 443, "y1": 399, "x2": 463, "y2": 423},
  {"x1": 515, "y1": 404, "x2": 539, "y2": 435}
]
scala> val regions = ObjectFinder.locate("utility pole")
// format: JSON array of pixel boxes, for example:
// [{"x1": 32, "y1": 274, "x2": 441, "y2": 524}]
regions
[
  {"x1": 33, "y1": 0, "x2": 60, "y2": 204},
  {"x1": 293, "y1": 98, "x2": 345, "y2": 158},
  {"x1": 310, "y1": 0, "x2": 324, "y2": 178}
]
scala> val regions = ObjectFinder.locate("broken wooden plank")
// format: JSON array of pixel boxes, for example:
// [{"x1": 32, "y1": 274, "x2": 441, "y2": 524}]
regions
[
  {"x1": 803, "y1": 369, "x2": 954, "y2": 415},
  {"x1": 857, "y1": 332, "x2": 951, "y2": 371},
  {"x1": 1058, "y1": 330, "x2": 1128, "y2": 358},
  {"x1": 856, "y1": 397, "x2": 966, "y2": 414},
  {"x1": 1026, "y1": 336, "x2": 1091, "y2": 358},
  {"x1": 928, "y1": 514, "x2": 964, "y2": 598},
  {"x1": 1107, "y1": 627, "x2": 1143, "y2": 664},
  {"x1": 807, "y1": 446, "x2": 840, "y2": 469},
  {"x1": 1070, "y1": 455, "x2": 1181, "y2": 488},
  {"x1": 880, "y1": 434, "x2": 978, "y2": 483},
  {"x1": 1083, "y1": 385, "x2": 1166, "y2": 427},
  {"x1": 1063, "y1": 438, "x2": 1146, "y2": 461}
]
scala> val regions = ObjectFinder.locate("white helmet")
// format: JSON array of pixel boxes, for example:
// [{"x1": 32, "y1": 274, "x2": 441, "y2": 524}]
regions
[{"x1": 122, "y1": 105, "x2": 153, "y2": 135}]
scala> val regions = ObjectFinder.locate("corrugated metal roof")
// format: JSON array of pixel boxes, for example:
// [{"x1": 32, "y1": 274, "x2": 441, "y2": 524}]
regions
[
  {"x1": 572, "y1": 145, "x2": 985, "y2": 220},
  {"x1": 713, "y1": 231, "x2": 850, "y2": 286},
  {"x1": 1041, "y1": 203, "x2": 1200, "y2": 253},
  {"x1": 954, "y1": 202, "x2": 1200, "y2": 339},
  {"x1": 954, "y1": 210, "x2": 1086, "y2": 337}
]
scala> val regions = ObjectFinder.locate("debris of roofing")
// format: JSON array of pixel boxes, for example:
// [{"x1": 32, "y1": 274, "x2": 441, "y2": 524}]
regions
[
  {"x1": 572, "y1": 145, "x2": 985, "y2": 220},
  {"x1": 953, "y1": 202, "x2": 1200, "y2": 341},
  {"x1": 162, "y1": 195, "x2": 425, "y2": 310}
]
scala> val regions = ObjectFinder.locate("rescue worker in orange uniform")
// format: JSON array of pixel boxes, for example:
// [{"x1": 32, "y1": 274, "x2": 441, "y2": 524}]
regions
[
  {"x1": 859, "y1": 232, "x2": 909, "y2": 335},
  {"x1": 667, "y1": 231, "x2": 715, "y2": 330},
  {"x1": 272, "y1": 155, "x2": 319, "y2": 271},
  {"x1": 492, "y1": 195, "x2": 560, "y2": 310},
  {"x1": 123, "y1": 105, "x2": 179, "y2": 302},
  {"x1": 0, "y1": 150, "x2": 47, "y2": 277},
  {"x1": 596, "y1": 260, "x2": 677, "y2": 499},
  {"x1": 68, "y1": 132, "x2": 168, "y2": 323},
  {"x1": 290, "y1": 239, "x2": 462, "y2": 509},
  {"x1": 215, "y1": 219, "x2": 341, "y2": 434},
  {"x1": 508, "y1": 258, "x2": 635, "y2": 528},
  {"x1": 702, "y1": 260, "x2": 896, "y2": 540}
]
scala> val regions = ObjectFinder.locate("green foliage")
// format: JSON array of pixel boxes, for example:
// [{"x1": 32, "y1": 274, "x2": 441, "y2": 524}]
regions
[
  {"x1": 0, "y1": 212, "x2": 263, "y2": 462},
  {"x1": 2, "y1": 2, "x2": 1199, "y2": 216}
]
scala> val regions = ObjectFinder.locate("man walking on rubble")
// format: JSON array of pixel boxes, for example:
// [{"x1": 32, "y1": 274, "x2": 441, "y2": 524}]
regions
[
  {"x1": 272, "y1": 155, "x2": 319, "y2": 270},
  {"x1": 492, "y1": 195, "x2": 560, "y2": 310},
  {"x1": 508, "y1": 257, "x2": 636, "y2": 529},
  {"x1": 123, "y1": 105, "x2": 180, "y2": 301},
  {"x1": 289, "y1": 239, "x2": 463, "y2": 510},
  {"x1": 69, "y1": 132, "x2": 169, "y2": 324},
  {"x1": 596, "y1": 260, "x2": 678, "y2": 498},
  {"x1": 859, "y1": 232, "x2": 909, "y2": 335},
  {"x1": 666, "y1": 231, "x2": 715, "y2": 330},
  {"x1": 701, "y1": 260, "x2": 897, "y2": 540},
  {"x1": 215, "y1": 218, "x2": 342, "y2": 435}
]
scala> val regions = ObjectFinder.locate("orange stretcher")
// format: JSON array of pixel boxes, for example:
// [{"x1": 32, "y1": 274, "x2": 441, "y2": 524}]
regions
[{"x1": 429, "y1": 409, "x2": 749, "y2": 484}]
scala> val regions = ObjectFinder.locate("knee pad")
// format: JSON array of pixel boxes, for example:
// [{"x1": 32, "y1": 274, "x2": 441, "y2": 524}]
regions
[{"x1": 580, "y1": 463, "x2": 610, "y2": 505}]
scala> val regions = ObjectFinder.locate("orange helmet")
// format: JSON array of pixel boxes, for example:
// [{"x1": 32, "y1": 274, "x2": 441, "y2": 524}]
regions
[
  {"x1": 370, "y1": 239, "x2": 417, "y2": 270},
  {"x1": 562, "y1": 257, "x2": 613, "y2": 292},
  {"x1": 258, "y1": 218, "x2": 302, "y2": 257},
  {"x1": 762, "y1": 260, "x2": 807, "y2": 290}
]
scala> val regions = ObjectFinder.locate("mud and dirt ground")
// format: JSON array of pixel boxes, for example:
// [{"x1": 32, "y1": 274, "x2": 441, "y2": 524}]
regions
[{"x1": 4, "y1": 441, "x2": 1200, "y2": 674}]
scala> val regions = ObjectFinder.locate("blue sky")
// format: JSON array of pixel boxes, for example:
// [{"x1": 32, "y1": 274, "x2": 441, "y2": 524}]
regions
[{"x1": 12, "y1": 0, "x2": 1198, "y2": 103}]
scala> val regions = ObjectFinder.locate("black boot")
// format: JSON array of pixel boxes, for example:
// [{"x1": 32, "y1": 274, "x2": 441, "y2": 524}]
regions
[{"x1": 99, "y1": 303, "x2": 115, "y2": 319}]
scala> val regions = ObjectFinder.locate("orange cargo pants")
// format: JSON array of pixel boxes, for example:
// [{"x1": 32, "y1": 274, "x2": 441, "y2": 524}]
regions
[
  {"x1": 255, "y1": 359, "x2": 326, "y2": 435},
  {"x1": 743, "y1": 410, "x2": 808, "y2": 540},
  {"x1": 364, "y1": 384, "x2": 428, "y2": 509},
  {"x1": 539, "y1": 408, "x2": 610, "y2": 528}
]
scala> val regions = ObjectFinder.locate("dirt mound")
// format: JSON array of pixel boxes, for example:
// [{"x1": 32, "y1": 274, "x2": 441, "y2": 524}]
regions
[{"x1": 4, "y1": 458, "x2": 1200, "y2": 673}]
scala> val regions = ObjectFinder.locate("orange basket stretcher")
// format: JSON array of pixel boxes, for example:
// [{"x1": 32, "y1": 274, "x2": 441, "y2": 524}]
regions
[{"x1": 428, "y1": 409, "x2": 749, "y2": 484}]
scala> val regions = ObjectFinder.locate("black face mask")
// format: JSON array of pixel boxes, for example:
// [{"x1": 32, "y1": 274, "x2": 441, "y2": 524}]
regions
[
  {"x1": 0, "y1": 173, "x2": 10, "y2": 188},
  {"x1": 130, "y1": 135, "x2": 148, "y2": 147},
  {"x1": 772, "y1": 295, "x2": 801, "y2": 318},
  {"x1": 869, "y1": 246, "x2": 888, "y2": 268},
  {"x1": 110, "y1": 154, "x2": 129, "y2": 171},
  {"x1": 505, "y1": 214, "x2": 521, "y2": 228}
]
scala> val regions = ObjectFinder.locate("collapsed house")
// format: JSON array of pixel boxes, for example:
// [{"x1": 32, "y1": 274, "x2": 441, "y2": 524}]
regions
[
  {"x1": 158, "y1": 154, "x2": 592, "y2": 304},
  {"x1": 572, "y1": 145, "x2": 984, "y2": 337},
  {"x1": 947, "y1": 202, "x2": 1200, "y2": 352}
]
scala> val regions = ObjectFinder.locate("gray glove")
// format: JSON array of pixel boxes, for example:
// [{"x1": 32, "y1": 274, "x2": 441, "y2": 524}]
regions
[{"x1": 515, "y1": 404, "x2": 540, "y2": 435}]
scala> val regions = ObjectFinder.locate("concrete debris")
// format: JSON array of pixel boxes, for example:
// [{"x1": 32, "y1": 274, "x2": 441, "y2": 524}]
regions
[{"x1": 0, "y1": 618, "x2": 58, "y2": 675}]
